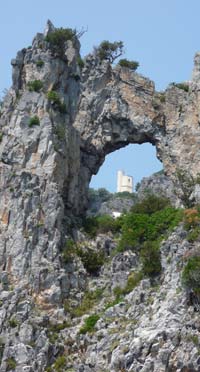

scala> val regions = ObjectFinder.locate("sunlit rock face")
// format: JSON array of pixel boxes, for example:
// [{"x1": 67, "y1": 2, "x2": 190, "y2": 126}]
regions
[
  {"x1": 0, "y1": 21, "x2": 200, "y2": 285},
  {"x1": 1, "y1": 21, "x2": 200, "y2": 372}
]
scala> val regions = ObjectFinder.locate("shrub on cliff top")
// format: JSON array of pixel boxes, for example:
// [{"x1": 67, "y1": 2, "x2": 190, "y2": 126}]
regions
[
  {"x1": 118, "y1": 59, "x2": 139, "y2": 71},
  {"x1": 172, "y1": 82, "x2": 189, "y2": 92},
  {"x1": 45, "y1": 27, "x2": 76, "y2": 48},
  {"x1": 96, "y1": 40, "x2": 124, "y2": 63}
]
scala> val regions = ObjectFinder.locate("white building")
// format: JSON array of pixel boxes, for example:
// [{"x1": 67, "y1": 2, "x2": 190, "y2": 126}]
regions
[{"x1": 117, "y1": 170, "x2": 133, "y2": 193}]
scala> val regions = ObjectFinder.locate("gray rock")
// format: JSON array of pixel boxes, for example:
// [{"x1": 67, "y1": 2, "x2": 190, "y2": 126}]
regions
[{"x1": 1, "y1": 20, "x2": 200, "y2": 372}]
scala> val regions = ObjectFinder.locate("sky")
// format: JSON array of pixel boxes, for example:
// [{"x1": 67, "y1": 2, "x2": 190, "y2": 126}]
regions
[{"x1": 1, "y1": 0, "x2": 200, "y2": 192}]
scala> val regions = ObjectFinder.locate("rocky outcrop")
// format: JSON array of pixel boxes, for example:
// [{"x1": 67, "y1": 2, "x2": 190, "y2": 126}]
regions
[
  {"x1": 1, "y1": 21, "x2": 200, "y2": 371},
  {"x1": 136, "y1": 171, "x2": 179, "y2": 206}
]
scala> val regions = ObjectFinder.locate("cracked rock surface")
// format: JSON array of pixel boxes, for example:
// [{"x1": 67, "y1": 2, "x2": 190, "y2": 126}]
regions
[{"x1": 0, "y1": 21, "x2": 200, "y2": 371}]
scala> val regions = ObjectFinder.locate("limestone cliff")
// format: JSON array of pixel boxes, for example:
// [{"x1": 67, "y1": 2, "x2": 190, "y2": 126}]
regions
[{"x1": 0, "y1": 21, "x2": 200, "y2": 372}]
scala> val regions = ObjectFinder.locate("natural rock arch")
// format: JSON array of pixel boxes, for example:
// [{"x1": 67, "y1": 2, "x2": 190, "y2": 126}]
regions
[{"x1": 0, "y1": 21, "x2": 200, "y2": 286}]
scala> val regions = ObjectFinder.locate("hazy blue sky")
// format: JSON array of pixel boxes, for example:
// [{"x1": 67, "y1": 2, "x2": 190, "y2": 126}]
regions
[{"x1": 1, "y1": 0, "x2": 200, "y2": 191}]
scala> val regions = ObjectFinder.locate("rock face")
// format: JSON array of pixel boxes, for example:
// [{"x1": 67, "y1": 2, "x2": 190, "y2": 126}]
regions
[
  {"x1": 0, "y1": 21, "x2": 200, "y2": 371},
  {"x1": 136, "y1": 171, "x2": 179, "y2": 206}
]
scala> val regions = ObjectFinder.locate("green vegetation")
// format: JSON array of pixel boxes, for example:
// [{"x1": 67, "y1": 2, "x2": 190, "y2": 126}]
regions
[
  {"x1": 83, "y1": 214, "x2": 121, "y2": 238},
  {"x1": 114, "y1": 195, "x2": 183, "y2": 278},
  {"x1": 176, "y1": 169, "x2": 200, "y2": 207},
  {"x1": 77, "y1": 56, "x2": 84, "y2": 68},
  {"x1": 45, "y1": 27, "x2": 76, "y2": 48},
  {"x1": 0, "y1": 132, "x2": 3, "y2": 143},
  {"x1": 29, "y1": 115, "x2": 40, "y2": 127},
  {"x1": 77, "y1": 247, "x2": 105, "y2": 275},
  {"x1": 48, "y1": 321, "x2": 70, "y2": 333},
  {"x1": 54, "y1": 355, "x2": 67, "y2": 371},
  {"x1": 47, "y1": 321, "x2": 70, "y2": 344},
  {"x1": 47, "y1": 90, "x2": 61, "y2": 105},
  {"x1": 6, "y1": 357, "x2": 17, "y2": 370},
  {"x1": 54, "y1": 125, "x2": 66, "y2": 141},
  {"x1": 79, "y1": 314, "x2": 100, "y2": 334},
  {"x1": 119, "y1": 201, "x2": 182, "y2": 253},
  {"x1": 113, "y1": 271, "x2": 143, "y2": 298},
  {"x1": 47, "y1": 90, "x2": 67, "y2": 114},
  {"x1": 184, "y1": 206, "x2": 200, "y2": 243},
  {"x1": 62, "y1": 239, "x2": 76, "y2": 264},
  {"x1": 0, "y1": 338, "x2": 5, "y2": 365},
  {"x1": 182, "y1": 256, "x2": 200, "y2": 295},
  {"x1": 135, "y1": 182, "x2": 141, "y2": 191},
  {"x1": 141, "y1": 241, "x2": 162, "y2": 276},
  {"x1": 36, "y1": 60, "x2": 44, "y2": 67},
  {"x1": 27, "y1": 80, "x2": 43, "y2": 92},
  {"x1": 88, "y1": 187, "x2": 111, "y2": 203},
  {"x1": 62, "y1": 237, "x2": 105, "y2": 274},
  {"x1": 130, "y1": 194, "x2": 170, "y2": 215},
  {"x1": 172, "y1": 82, "x2": 189, "y2": 92},
  {"x1": 96, "y1": 40, "x2": 124, "y2": 63},
  {"x1": 115, "y1": 191, "x2": 137, "y2": 200},
  {"x1": 183, "y1": 208, "x2": 200, "y2": 230},
  {"x1": 104, "y1": 297, "x2": 122, "y2": 310},
  {"x1": 64, "y1": 288, "x2": 104, "y2": 317},
  {"x1": 9, "y1": 318, "x2": 18, "y2": 328},
  {"x1": 159, "y1": 93, "x2": 166, "y2": 103},
  {"x1": 187, "y1": 226, "x2": 200, "y2": 242},
  {"x1": 118, "y1": 59, "x2": 139, "y2": 71},
  {"x1": 186, "y1": 334, "x2": 199, "y2": 346}
]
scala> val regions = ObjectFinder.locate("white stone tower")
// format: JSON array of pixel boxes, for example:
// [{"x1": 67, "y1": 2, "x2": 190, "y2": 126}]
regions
[{"x1": 117, "y1": 170, "x2": 133, "y2": 193}]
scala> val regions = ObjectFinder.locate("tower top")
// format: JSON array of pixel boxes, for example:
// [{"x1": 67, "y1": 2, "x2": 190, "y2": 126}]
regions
[{"x1": 117, "y1": 170, "x2": 133, "y2": 193}]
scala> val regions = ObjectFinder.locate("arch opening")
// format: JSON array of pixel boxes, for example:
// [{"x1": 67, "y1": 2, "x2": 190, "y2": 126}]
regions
[{"x1": 90, "y1": 143, "x2": 163, "y2": 193}]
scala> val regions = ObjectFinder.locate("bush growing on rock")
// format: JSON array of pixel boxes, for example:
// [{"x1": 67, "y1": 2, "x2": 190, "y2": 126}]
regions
[
  {"x1": 96, "y1": 40, "x2": 124, "y2": 63},
  {"x1": 62, "y1": 239, "x2": 76, "y2": 264},
  {"x1": 79, "y1": 314, "x2": 100, "y2": 334},
  {"x1": 53, "y1": 355, "x2": 67, "y2": 371},
  {"x1": 117, "y1": 195, "x2": 182, "y2": 278},
  {"x1": 183, "y1": 208, "x2": 200, "y2": 229},
  {"x1": 141, "y1": 241, "x2": 162, "y2": 277},
  {"x1": 119, "y1": 205, "x2": 182, "y2": 253},
  {"x1": 182, "y1": 256, "x2": 200, "y2": 295},
  {"x1": 77, "y1": 56, "x2": 84, "y2": 68},
  {"x1": 6, "y1": 357, "x2": 16, "y2": 371},
  {"x1": 47, "y1": 90, "x2": 67, "y2": 113},
  {"x1": 176, "y1": 169, "x2": 200, "y2": 207},
  {"x1": 130, "y1": 194, "x2": 170, "y2": 215},
  {"x1": 36, "y1": 60, "x2": 44, "y2": 67},
  {"x1": 8, "y1": 318, "x2": 18, "y2": 328},
  {"x1": 45, "y1": 27, "x2": 76, "y2": 48},
  {"x1": 172, "y1": 82, "x2": 189, "y2": 92},
  {"x1": 118, "y1": 58, "x2": 139, "y2": 71},
  {"x1": 113, "y1": 271, "x2": 143, "y2": 298},
  {"x1": 29, "y1": 115, "x2": 40, "y2": 127},
  {"x1": 182, "y1": 256, "x2": 200, "y2": 309},
  {"x1": 77, "y1": 247, "x2": 105, "y2": 275},
  {"x1": 183, "y1": 208, "x2": 200, "y2": 242},
  {"x1": 83, "y1": 214, "x2": 121, "y2": 238},
  {"x1": 64, "y1": 288, "x2": 104, "y2": 317},
  {"x1": 27, "y1": 80, "x2": 43, "y2": 92}
]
